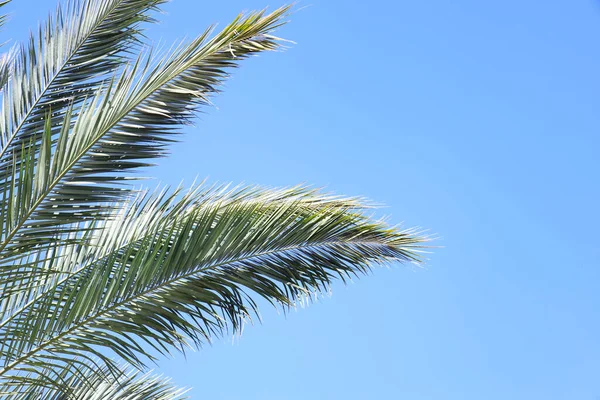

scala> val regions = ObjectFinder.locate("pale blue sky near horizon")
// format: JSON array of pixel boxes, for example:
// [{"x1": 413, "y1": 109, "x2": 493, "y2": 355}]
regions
[{"x1": 4, "y1": 1, "x2": 600, "y2": 399}]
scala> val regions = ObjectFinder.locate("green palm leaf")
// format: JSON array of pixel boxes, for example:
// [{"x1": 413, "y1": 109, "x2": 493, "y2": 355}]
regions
[
  {"x1": 6, "y1": 365, "x2": 188, "y2": 400},
  {"x1": 61, "y1": 370, "x2": 188, "y2": 400},
  {"x1": 0, "y1": 184, "x2": 427, "y2": 394}
]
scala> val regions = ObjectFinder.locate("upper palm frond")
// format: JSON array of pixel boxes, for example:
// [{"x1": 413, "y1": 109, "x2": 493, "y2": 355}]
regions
[
  {"x1": 0, "y1": 184, "x2": 428, "y2": 394},
  {"x1": 0, "y1": 7, "x2": 290, "y2": 300}
]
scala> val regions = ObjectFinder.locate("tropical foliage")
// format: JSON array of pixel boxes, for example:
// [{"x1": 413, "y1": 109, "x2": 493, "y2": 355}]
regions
[{"x1": 0, "y1": 0, "x2": 428, "y2": 398}]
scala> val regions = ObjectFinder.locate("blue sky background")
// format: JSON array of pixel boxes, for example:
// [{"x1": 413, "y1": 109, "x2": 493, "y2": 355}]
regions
[{"x1": 5, "y1": 1, "x2": 600, "y2": 399}]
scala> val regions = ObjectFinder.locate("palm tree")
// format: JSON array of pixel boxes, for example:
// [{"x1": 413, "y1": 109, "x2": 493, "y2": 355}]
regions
[{"x1": 0, "y1": 0, "x2": 428, "y2": 398}]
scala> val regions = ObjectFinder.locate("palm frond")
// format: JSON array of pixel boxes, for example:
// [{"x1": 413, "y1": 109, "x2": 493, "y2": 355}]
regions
[
  {"x1": 61, "y1": 369, "x2": 189, "y2": 400},
  {"x1": 0, "y1": 7, "x2": 290, "y2": 298},
  {"x1": 5, "y1": 364, "x2": 188, "y2": 400},
  {"x1": 0, "y1": 183, "x2": 366, "y2": 320},
  {"x1": 0, "y1": 184, "x2": 428, "y2": 392}
]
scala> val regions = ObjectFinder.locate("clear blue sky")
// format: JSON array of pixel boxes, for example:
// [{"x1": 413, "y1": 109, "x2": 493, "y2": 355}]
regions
[{"x1": 5, "y1": 0, "x2": 600, "y2": 399}]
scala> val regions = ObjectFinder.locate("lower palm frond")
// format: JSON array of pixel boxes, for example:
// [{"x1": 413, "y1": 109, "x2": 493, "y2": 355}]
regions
[
  {"x1": 5, "y1": 364, "x2": 188, "y2": 400},
  {"x1": 0, "y1": 2, "x2": 433, "y2": 398},
  {"x1": 60, "y1": 369, "x2": 188, "y2": 400},
  {"x1": 0, "y1": 184, "x2": 428, "y2": 394}
]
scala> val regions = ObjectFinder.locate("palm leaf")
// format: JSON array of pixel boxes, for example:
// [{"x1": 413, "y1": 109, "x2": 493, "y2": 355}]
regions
[
  {"x1": 6, "y1": 364, "x2": 188, "y2": 400},
  {"x1": 61, "y1": 369, "x2": 188, "y2": 400},
  {"x1": 0, "y1": 183, "x2": 366, "y2": 321},
  {"x1": 0, "y1": 184, "x2": 428, "y2": 393}
]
